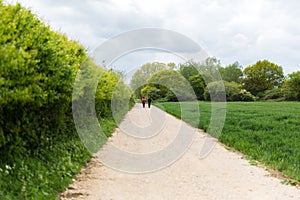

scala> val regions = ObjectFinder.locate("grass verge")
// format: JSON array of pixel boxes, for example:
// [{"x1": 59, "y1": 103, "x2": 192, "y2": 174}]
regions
[{"x1": 0, "y1": 117, "x2": 119, "y2": 199}]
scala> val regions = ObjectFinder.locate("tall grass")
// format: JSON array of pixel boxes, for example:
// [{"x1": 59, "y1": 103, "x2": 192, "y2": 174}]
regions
[{"x1": 0, "y1": 117, "x2": 120, "y2": 199}]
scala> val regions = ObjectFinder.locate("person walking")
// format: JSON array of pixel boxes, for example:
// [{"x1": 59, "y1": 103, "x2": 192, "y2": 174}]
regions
[
  {"x1": 141, "y1": 97, "x2": 146, "y2": 108},
  {"x1": 147, "y1": 96, "x2": 152, "y2": 108}
]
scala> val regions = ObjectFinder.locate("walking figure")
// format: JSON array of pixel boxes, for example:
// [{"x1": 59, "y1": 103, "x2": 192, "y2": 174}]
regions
[
  {"x1": 141, "y1": 97, "x2": 146, "y2": 108},
  {"x1": 147, "y1": 96, "x2": 152, "y2": 108}
]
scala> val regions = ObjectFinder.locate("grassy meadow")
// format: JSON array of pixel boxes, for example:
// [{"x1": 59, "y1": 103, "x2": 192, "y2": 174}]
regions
[{"x1": 155, "y1": 101, "x2": 300, "y2": 183}]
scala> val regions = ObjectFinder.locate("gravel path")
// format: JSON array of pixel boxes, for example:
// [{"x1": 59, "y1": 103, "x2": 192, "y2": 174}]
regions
[{"x1": 61, "y1": 104, "x2": 300, "y2": 200}]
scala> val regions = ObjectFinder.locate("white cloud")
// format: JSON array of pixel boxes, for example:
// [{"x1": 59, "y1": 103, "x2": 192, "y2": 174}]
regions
[{"x1": 4, "y1": 0, "x2": 300, "y2": 74}]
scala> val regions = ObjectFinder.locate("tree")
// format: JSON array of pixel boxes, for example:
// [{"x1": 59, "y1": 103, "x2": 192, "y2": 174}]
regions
[
  {"x1": 243, "y1": 60, "x2": 284, "y2": 96},
  {"x1": 283, "y1": 71, "x2": 300, "y2": 101},
  {"x1": 179, "y1": 62, "x2": 199, "y2": 80},
  {"x1": 219, "y1": 62, "x2": 243, "y2": 83},
  {"x1": 189, "y1": 74, "x2": 206, "y2": 100},
  {"x1": 141, "y1": 85, "x2": 161, "y2": 100},
  {"x1": 142, "y1": 70, "x2": 195, "y2": 101},
  {"x1": 130, "y1": 62, "x2": 169, "y2": 98},
  {"x1": 198, "y1": 57, "x2": 223, "y2": 82},
  {"x1": 179, "y1": 57, "x2": 223, "y2": 84}
]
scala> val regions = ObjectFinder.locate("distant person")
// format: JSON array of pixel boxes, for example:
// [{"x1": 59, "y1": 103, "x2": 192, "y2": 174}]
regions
[
  {"x1": 141, "y1": 97, "x2": 146, "y2": 108},
  {"x1": 147, "y1": 96, "x2": 152, "y2": 108}
]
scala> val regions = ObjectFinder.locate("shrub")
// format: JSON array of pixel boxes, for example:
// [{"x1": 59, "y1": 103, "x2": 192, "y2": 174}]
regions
[
  {"x1": 204, "y1": 81, "x2": 226, "y2": 101},
  {"x1": 263, "y1": 88, "x2": 284, "y2": 101},
  {"x1": 0, "y1": 3, "x2": 86, "y2": 152},
  {"x1": 204, "y1": 81, "x2": 255, "y2": 102},
  {"x1": 232, "y1": 89, "x2": 256, "y2": 101},
  {"x1": 0, "y1": 2, "x2": 134, "y2": 198}
]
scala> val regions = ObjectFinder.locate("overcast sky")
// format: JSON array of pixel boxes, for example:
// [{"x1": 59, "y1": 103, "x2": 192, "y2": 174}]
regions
[{"x1": 6, "y1": 0, "x2": 300, "y2": 75}]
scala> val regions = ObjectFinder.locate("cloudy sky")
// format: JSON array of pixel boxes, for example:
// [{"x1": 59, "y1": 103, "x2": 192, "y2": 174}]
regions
[{"x1": 5, "y1": 0, "x2": 300, "y2": 75}]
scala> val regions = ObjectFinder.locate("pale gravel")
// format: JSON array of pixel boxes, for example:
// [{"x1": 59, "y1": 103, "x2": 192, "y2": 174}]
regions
[{"x1": 61, "y1": 104, "x2": 300, "y2": 200}]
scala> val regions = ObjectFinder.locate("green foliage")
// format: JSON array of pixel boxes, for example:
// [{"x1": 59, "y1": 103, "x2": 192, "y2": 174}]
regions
[
  {"x1": 179, "y1": 58, "x2": 222, "y2": 83},
  {"x1": 223, "y1": 81, "x2": 241, "y2": 101},
  {"x1": 204, "y1": 81, "x2": 226, "y2": 101},
  {"x1": 157, "y1": 101, "x2": 300, "y2": 182},
  {"x1": 143, "y1": 69, "x2": 195, "y2": 102},
  {"x1": 283, "y1": 71, "x2": 300, "y2": 101},
  {"x1": 263, "y1": 88, "x2": 285, "y2": 101},
  {"x1": 141, "y1": 85, "x2": 160, "y2": 100},
  {"x1": 0, "y1": 135, "x2": 91, "y2": 199},
  {"x1": 130, "y1": 62, "x2": 171, "y2": 98},
  {"x1": 0, "y1": 116, "x2": 121, "y2": 199},
  {"x1": 100, "y1": 70, "x2": 133, "y2": 122},
  {"x1": 0, "y1": 2, "x2": 133, "y2": 199},
  {"x1": 218, "y1": 62, "x2": 243, "y2": 83},
  {"x1": 243, "y1": 60, "x2": 284, "y2": 96},
  {"x1": 179, "y1": 62, "x2": 199, "y2": 80},
  {"x1": 0, "y1": 3, "x2": 86, "y2": 151},
  {"x1": 179, "y1": 60, "x2": 220, "y2": 101},
  {"x1": 73, "y1": 59, "x2": 133, "y2": 122},
  {"x1": 188, "y1": 74, "x2": 206, "y2": 100},
  {"x1": 198, "y1": 57, "x2": 222, "y2": 82},
  {"x1": 204, "y1": 81, "x2": 255, "y2": 102},
  {"x1": 232, "y1": 89, "x2": 256, "y2": 102}
]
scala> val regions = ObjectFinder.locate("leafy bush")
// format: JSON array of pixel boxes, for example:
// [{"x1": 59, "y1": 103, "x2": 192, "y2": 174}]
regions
[
  {"x1": 0, "y1": 3, "x2": 87, "y2": 152},
  {"x1": 204, "y1": 81, "x2": 226, "y2": 101},
  {"x1": 204, "y1": 81, "x2": 255, "y2": 102},
  {"x1": 0, "y1": 2, "x2": 134, "y2": 199},
  {"x1": 223, "y1": 81, "x2": 241, "y2": 101},
  {"x1": 232, "y1": 89, "x2": 256, "y2": 101},
  {"x1": 263, "y1": 88, "x2": 284, "y2": 101},
  {"x1": 73, "y1": 59, "x2": 134, "y2": 123}
]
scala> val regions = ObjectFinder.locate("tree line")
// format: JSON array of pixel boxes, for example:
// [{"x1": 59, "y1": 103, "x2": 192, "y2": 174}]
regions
[{"x1": 130, "y1": 58, "x2": 300, "y2": 102}]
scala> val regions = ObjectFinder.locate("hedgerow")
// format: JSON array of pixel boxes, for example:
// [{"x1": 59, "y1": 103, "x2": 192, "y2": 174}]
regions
[
  {"x1": 0, "y1": 2, "x2": 87, "y2": 153},
  {"x1": 0, "y1": 2, "x2": 133, "y2": 198}
]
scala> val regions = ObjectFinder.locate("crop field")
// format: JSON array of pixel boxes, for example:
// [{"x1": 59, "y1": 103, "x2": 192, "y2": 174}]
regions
[{"x1": 155, "y1": 101, "x2": 300, "y2": 183}]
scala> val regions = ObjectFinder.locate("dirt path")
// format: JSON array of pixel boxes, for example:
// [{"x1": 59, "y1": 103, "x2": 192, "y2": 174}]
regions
[{"x1": 61, "y1": 104, "x2": 300, "y2": 200}]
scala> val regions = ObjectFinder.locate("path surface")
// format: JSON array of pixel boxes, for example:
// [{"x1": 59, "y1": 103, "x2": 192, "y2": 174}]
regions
[{"x1": 61, "y1": 104, "x2": 300, "y2": 200}]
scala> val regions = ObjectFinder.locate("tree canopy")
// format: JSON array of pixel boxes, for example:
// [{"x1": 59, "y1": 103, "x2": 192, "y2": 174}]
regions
[
  {"x1": 130, "y1": 62, "x2": 172, "y2": 98},
  {"x1": 132, "y1": 58, "x2": 298, "y2": 102},
  {"x1": 283, "y1": 71, "x2": 300, "y2": 101},
  {"x1": 219, "y1": 62, "x2": 243, "y2": 83},
  {"x1": 243, "y1": 60, "x2": 284, "y2": 96},
  {"x1": 142, "y1": 69, "x2": 195, "y2": 101}
]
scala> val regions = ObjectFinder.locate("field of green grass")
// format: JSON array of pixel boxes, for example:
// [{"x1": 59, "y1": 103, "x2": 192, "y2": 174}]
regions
[{"x1": 155, "y1": 101, "x2": 300, "y2": 183}]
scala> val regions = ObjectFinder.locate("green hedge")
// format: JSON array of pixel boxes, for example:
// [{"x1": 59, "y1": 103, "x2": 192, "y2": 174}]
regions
[
  {"x1": 0, "y1": 0, "x2": 134, "y2": 157},
  {"x1": 0, "y1": 3, "x2": 87, "y2": 153},
  {"x1": 0, "y1": 0, "x2": 135, "y2": 155},
  {"x1": 0, "y1": 2, "x2": 134, "y2": 198}
]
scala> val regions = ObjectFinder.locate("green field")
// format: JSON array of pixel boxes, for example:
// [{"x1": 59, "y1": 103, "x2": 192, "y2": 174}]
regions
[{"x1": 155, "y1": 101, "x2": 300, "y2": 183}]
